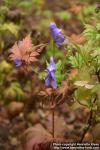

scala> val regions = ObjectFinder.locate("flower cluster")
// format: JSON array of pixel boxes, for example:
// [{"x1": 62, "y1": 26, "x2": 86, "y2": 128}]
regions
[
  {"x1": 45, "y1": 57, "x2": 57, "y2": 89},
  {"x1": 14, "y1": 59, "x2": 22, "y2": 67},
  {"x1": 50, "y1": 22, "x2": 66, "y2": 47}
]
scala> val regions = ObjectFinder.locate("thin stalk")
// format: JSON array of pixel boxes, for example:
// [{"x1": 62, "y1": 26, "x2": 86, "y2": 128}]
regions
[
  {"x1": 80, "y1": 109, "x2": 93, "y2": 142},
  {"x1": 52, "y1": 108, "x2": 55, "y2": 138},
  {"x1": 51, "y1": 96, "x2": 55, "y2": 138},
  {"x1": 80, "y1": 97, "x2": 97, "y2": 142},
  {"x1": 96, "y1": 71, "x2": 100, "y2": 82}
]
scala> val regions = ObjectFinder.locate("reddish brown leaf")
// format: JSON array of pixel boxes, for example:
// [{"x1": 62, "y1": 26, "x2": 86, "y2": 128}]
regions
[
  {"x1": 22, "y1": 123, "x2": 73, "y2": 150},
  {"x1": 21, "y1": 34, "x2": 33, "y2": 52},
  {"x1": 22, "y1": 124, "x2": 52, "y2": 150},
  {"x1": 9, "y1": 35, "x2": 46, "y2": 64},
  {"x1": 34, "y1": 44, "x2": 46, "y2": 53},
  {"x1": 71, "y1": 34, "x2": 86, "y2": 44},
  {"x1": 30, "y1": 51, "x2": 39, "y2": 57},
  {"x1": 69, "y1": 4, "x2": 82, "y2": 14},
  {"x1": 70, "y1": 68, "x2": 78, "y2": 77},
  {"x1": 10, "y1": 43, "x2": 22, "y2": 60}
]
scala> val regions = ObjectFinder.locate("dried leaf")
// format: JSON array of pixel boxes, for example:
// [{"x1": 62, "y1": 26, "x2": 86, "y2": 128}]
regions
[
  {"x1": 22, "y1": 122, "x2": 72, "y2": 150},
  {"x1": 71, "y1": 34, "x2": 86, "y2": 44},
  {"x1": 22, "y1": 124, "x2": 52, "y2": 150},
  {"x1": 39, "y1": 88, "x2": 53, "y2": 97},
  {"x1": 74, "y1": 81, "x2": 94, "y2": 89},
  {"x1": 69, "y1": 4, "x2": 82, "y2": 14},
  {"x1": 9, "y1": 35, "x2": 46, "y2": 64},
  {"x1": 34, "y1": 44, "x2": 46, "y2": 53},
  {"x1": 70, "y1": 68, "x2": 78, "y2": 77},
  {"x1": 10, "y1": 43, "x2": 22, "y2": 60},
  {"x1": 21, "y1": 34, "x2": 33, "y2": 52},
  {"x1": 92, "y1": 123, "x2": 100, "y2": 142},
  {"x1": 7, "y1": 101, "x2": 24, "y2": 118}
]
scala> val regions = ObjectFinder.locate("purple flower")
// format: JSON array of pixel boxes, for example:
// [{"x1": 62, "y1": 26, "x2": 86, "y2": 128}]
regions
[
  {"x1": 50, "y1": 22, "x2": 65, "y2": 47},
  {"x1": 14, "y1": 59, "x2": 22, "y2": 67},
  {"x1": 45, "y1": 57, "x2": 57, "y2": 89}
]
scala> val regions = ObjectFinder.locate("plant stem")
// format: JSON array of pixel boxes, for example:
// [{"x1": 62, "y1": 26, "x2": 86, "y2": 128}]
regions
[
  {"x1": 52, "y1": 108, "x2": 55, "y2": 138},
  {"x1": 52, "y1": 97, "x2": 55, "y2": 138},
  {"x1": 80, "y1": 109, "x2": 93, "y2": 142},
  {"x1": 80, "y1": 97, "x2": 97, "y2": 142},
  {"x1": 96, "y1": 71, "x2": 100, "y2": 82}
]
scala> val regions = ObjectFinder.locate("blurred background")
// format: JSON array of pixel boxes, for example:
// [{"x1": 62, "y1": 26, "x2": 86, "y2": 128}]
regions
[{"x1": 0, "y1": 0, "x2": 100, "y2": 149}]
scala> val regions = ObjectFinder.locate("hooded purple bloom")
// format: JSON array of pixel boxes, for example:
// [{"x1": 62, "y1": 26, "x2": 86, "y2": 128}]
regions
[
  {"x1": 50, "y1": 22, "x2": 65, "y2": 47},
  {"x1": 14, "y1": 59, "x2": 22, "y2": 67},
  {"x1": 45, "y1": 57, "x2": 57, "y2": 89}
]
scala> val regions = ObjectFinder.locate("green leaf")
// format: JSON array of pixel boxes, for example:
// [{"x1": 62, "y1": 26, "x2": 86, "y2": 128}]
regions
[
  {"x1": 74, "y1": 87, "x2": 91, "y2": 101},
  {"x1": 5, "y1": 82, "x2": 24, "y2": 100},
  {"x1": 0, "y1": 22, "x2": 20, "y2": 37},
  {"x1": 68, "y1": 52, "x2": 83, "y2": 68},
  {"x1": 18, "y1": 1, "x2": 33, "y2": 9},
  {"x1": 45, "y1": 41, "x2": 64, "y2": 59},
  {"x1": 0, "y1": 60, "x2": 12, "y2": 73},
  {"x1": 55, "y1": 11, "x2": 71, "y2": 20},
  {"x1": 83, "y1": 23, "x2": 100, "y2": 42},
  {"x1": 43, "y1": 10, "x2": 53, "y2": 18},
  {"x1": 38, "y1": 71, "x2": 46, "y2": 80},
  {"x1": 55, "y1": 60, "x2": 65, "y2": 85}
]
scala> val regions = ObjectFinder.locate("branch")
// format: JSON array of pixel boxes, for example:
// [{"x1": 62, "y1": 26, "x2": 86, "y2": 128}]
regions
[
  {"x1": 77, "y1": 101, "x2": 88, "y2": 108},
  {"x1": 79, "y1": 97, "x2": 97, "y2": 142},
  {"x1": 95, "y1": 71, "x2": 100, "y2": 82},
  {"x1": 80, "y1": 109, "x2": 93, "y2": 142}
]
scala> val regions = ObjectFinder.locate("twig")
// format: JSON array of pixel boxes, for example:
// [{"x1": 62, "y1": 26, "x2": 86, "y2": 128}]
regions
[
  {"x1": 52, "y1": 107, "x2": 55, "y2": 138},
  {"x1": 80, "y1": 97, "x2": 97, "y2": 142},
  {"x1": 96, "y1": 71, "x2": 100, "y2": 82},
  {"x1": 51, "y1": 96, "x2": 55, "y2": 138},
  {"x1": 80, "y1": 109, "x2": 93, "y2": 142},
  {"x1": 77, "y1": 101, "x2": 88, "y2": 108}
]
